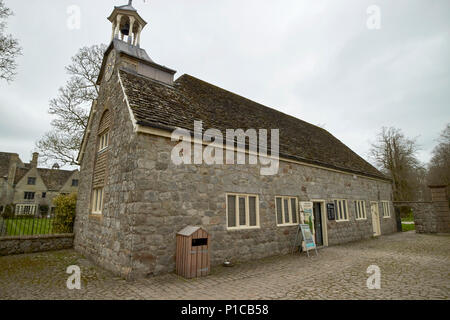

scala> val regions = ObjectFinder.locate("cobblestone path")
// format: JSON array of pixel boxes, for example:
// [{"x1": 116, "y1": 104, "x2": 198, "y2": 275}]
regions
[{"x1": 0, "y1": 231, "x2": 449, "y2": 300}]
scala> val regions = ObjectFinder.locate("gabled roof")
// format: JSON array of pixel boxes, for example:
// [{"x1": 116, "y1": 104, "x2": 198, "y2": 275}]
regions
[
  {"x1": 36, "y1": 168, "x2": 77, "y2": 191},
  {"x1": 13, "y1": 167, "x2": 77, "y2": 191},
  {"x1": 13, "y1": 167, "x2": 29, "y2": 185},
  {"x1": 119, "y1": 69, "x2": 388, "y2": 181}
]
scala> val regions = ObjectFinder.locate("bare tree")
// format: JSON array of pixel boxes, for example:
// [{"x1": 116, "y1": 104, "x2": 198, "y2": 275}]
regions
[
  {"x1": 369, "y1": 127, "x2": 424, "y2": 201},
  {"x1": 427, "y1": 124, "x2": 450, "y2": 186},
  {"x1": 0, "y1": 0, "x2": 22, "y2": 82},
  {"x1": 36, "y1": 44, "x2": 107, "y2": 166}
]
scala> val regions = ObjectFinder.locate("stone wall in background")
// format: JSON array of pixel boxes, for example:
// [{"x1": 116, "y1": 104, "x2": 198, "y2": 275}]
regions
[
  {"x1": 395, "y1": 186, "x2": 450, "y2": 234},
  {"x1": 0, "y1": 234, "x2": 74, "y2": 256},
  {"x1": 430, "y1": 186, "x2": 450, "y2": 233}
]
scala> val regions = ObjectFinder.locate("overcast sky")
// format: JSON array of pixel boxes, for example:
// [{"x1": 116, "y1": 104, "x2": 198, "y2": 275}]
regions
[{"x1": 0, "y1": 0, "x2": 449, "y2": 168}]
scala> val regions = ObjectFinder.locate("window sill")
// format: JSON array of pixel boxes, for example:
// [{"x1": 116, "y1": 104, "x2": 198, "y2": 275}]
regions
[
  {"x1": 89, "y1": 213, "x2": 102, "y2": 220},
  {"x1": 356, "y1": 218, "x2": 367, "y2": 221},
  {"x1": 383, "y1": 216, "x2": 391, "y2": 219},
  {"x1": 335, "y1": 219, "x2": 349, "y2": 223},
  {"x1": 227, "y1": 226, "x2": 260, "y2": 231},
  {"x1": 277, "y1": 223, "x2": 299, "y2": 227}
]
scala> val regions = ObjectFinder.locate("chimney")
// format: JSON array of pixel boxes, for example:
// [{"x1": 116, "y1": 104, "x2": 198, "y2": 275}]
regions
[{"x1": 30, "y1": 152, "x2": 39, "y2": 168}]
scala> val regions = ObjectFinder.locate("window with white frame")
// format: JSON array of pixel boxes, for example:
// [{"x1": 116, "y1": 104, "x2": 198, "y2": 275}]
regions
[
  {"x1": 275, "y1": 196, "x2": 299, "y2": 226},
  {"x1": 334, "y1": 199, "x2": 349, "y2": 221},
  {"x1": 98, "y1": 131, "x2": 109, "y2": 152},
  {"x1": 92, "y1": 187, "x2": 104, "y2": 214},
  {"x1": 355, "y1": 200, "x2": 367, "y2": 220},
  {"x1": 381, "y1": 201, "x2": 391, "y2": 218},
  {"x1": 15, "y1": 204, "x2": 37, "y2": 215},
  {"x1": 226, "y1": 193, "x2": 259, "y2": 229}
]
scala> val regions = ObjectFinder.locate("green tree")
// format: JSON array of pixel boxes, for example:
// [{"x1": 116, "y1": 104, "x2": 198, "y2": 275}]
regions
[{"x1": 52, "y1": 193, "x2": 77, "y2": 234}]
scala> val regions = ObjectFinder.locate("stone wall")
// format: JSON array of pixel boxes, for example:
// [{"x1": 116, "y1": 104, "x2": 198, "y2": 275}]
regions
[
  {"x1": 121, "y1": 134, "x2": 396, "y2": 277},
  {"x1": 430, "y1": 186, "x2": 450, "y2": 233},
  {"x1": 74, "y1": 67, "x2": 138, "y2": 278},
  {"x1": 394, "y1": 186, "x2": 449, "y2": 234},
  {"x1": 395, "y1": 201, "x2": 436, "y2": 233},
  {"x1": 0, "y1": 234, "x2": 74, "y2": 256}
]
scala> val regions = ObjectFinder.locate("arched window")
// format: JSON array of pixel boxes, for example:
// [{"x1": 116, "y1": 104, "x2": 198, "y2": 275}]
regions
[{"x1": 91, "y1": 110, "x2": 111, "y2": 215}]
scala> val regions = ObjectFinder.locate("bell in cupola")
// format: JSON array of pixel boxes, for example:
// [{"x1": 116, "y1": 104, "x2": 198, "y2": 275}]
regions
[{"x1": 121, "y1": 22, "x2": 130, "y2": 36}]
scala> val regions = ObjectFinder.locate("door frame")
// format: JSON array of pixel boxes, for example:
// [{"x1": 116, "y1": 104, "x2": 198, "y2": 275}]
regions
[
  {"x1": 311, "y1": 199, "x2": 328, "y2": 247},
  {"x1": 370, "y1": 201, "x2": 381, "y2": 236}
]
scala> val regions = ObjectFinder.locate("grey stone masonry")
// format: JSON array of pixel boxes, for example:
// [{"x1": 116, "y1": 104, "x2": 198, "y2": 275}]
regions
[
  {"x1": 430, "y1": 186, "x2": 450, "y2": 233},
  {"x1": 394, "y1": 186, "x2": 450, "y2": 234},
  {"x1": 74, "y1": 66, "x2": 397, "y2": 279},
  {"x1": 0, "y1": 234, "x2": 74, "y2": 256}
]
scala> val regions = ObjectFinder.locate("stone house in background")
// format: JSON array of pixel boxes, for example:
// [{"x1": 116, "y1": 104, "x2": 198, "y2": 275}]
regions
[
  {"x1": 74, "y1": 3, "x2": 397, "y2": 279},
  {"x1": 0, "y1": 152, "x2": 79, "y2": 215}
]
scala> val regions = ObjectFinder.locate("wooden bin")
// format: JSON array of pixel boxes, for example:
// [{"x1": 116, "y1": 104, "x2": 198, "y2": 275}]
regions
[{"x1": 176, "y1": 226, "x2": 210, "y2": 278}]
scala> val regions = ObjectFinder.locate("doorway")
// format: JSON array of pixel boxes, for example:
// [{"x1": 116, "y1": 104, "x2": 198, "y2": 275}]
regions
[
  {"x1": 312, "y1": 200, "x2": 328, "y2": 247},
  {"x1": 371, "y1": 202, "x2": 381, "y2": 236}
]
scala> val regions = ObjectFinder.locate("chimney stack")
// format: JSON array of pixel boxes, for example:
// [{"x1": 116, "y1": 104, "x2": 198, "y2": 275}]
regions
[{"x1": 31, "y1": 152, "x2": 39, "y2": 168}]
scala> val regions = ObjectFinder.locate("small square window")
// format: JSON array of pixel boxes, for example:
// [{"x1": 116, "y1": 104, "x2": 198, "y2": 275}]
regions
[
  {"x1": 72, "y1": 179, "x2": 79, "y2": 187},
  {"x1": 42, "y1": 192, "x2": 46, "y2": 198},
  {"x1": 27, "y1": 177, "x2": 36, "y2": 185}
]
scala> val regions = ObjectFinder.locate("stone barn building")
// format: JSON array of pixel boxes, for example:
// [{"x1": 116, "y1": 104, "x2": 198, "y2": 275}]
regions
[{"x1": 74, "y1": 2, "x2": 397, "y2": 278}]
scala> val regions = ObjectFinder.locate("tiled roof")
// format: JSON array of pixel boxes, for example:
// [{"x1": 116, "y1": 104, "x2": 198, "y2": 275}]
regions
[
  {"x1": 119, "y1": 69, "x2": 388, "y2": 180},
  {"x1": 13, "y1": 167, "x2": 76, "y2": 191},
  {"x1": 36, "y1": 168, "x2": 76, "y2": 191},
  {"x1": 13, "y1": 167, "x2": 28, "y2": 185}
]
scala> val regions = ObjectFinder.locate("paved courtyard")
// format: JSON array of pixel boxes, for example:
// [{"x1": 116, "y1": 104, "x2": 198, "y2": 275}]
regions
[{"x1": 0, "y1": 231, "x2": 449, "y2": 300}]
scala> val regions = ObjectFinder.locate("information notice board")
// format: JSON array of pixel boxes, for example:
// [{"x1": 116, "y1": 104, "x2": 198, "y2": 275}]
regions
[{"x1": 299, "y1": 224, "x2": 316, "y2": 250}]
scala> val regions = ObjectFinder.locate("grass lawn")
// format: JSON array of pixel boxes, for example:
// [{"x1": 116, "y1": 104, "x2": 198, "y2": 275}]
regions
[
  {"x1": 401, "y1": 221, "x2": 415, "y2": 232},
  {"x1": 402, "y1": 215, "x2": 415, "y2": 222},
  {"x1": 1, "y1": 218, "x2": 55, "y2": 236}
]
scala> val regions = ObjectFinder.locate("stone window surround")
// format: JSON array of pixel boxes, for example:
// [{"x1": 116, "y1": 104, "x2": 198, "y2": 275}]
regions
[
  {"x1": 275, "y1": 196, "x2": 299, "y2": 227},
  {"x1": 355, "y1": 200, "x2": 367, "y2": 220},
  {"x1": 334, "y1": 199, "x2": 349, "y2": 222},
  {"x1": 226, "y1": 193, "x2": 260, "y2": 231},
  {"x1": 381, "y1": 201, "x2": 391, "y2": 218}
]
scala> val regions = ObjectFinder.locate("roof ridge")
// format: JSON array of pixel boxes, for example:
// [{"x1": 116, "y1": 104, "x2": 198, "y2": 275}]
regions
[
  {"x1": 175, "y1": 74, "x2": 329, "y2": 132},
  {"x1": 120, "y1": 70, "x2": 388, "y2": 180}
]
